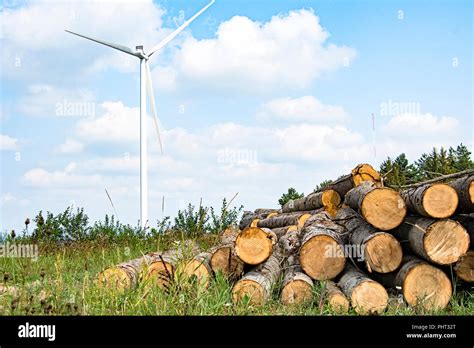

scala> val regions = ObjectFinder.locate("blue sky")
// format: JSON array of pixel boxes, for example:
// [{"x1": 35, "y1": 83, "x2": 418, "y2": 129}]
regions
[{"x1": 1, "y1": 0, "x2": 472, "y2": 233}]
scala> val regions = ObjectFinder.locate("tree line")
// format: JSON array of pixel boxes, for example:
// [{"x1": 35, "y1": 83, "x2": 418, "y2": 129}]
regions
[{"x1": 279, "y1": 143, "x2": 473, "y2": 206}]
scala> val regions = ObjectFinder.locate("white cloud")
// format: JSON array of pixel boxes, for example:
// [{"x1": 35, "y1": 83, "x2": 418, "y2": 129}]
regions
[
  {"x1": 76, "y1": 101, "x2": 139, "y2": 142},
  {"x1": 0, "y1": 134, "x2": 18, "y2": 151},
  {"x1": 256, "y1": 96, "x2": 347, "y2": 123},
  {"x1": 0, "y1": 193, "x2": 30, "y2": 208},
  {"x1": 54, "y1": 139, "x2": 84, "y2": 154},
  {"x1": 155, "y1": 9, "x2": 356, "y2": 93},
  {"x1": 384, "y1": 113, "x2": 459, "y2": 136},
  {"x1": 22, "y1": 164, "x2": 102, "y2": 188},
  {"x1": 18, "y1": 84, "x2": 95, "y2": 117},
  {"x1": 2, "y1": 0, "x2": 168, "y2": 76}
]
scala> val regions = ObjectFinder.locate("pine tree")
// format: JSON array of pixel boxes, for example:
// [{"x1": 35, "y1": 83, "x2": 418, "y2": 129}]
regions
[
  {"x1": 450, "y1": 143, "x2": 474, "y2": 171},
  {"x1": 415, "y1": 147, "x2": 455, "y2": 179},
  {"x1": 380, "y1": 153, "x2": 418, "y2": 187}
]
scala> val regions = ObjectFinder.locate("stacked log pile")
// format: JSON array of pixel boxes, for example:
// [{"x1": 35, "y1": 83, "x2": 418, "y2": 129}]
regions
[{"x1": 97, "y1": 164, "x2": 474, "y2": 314}]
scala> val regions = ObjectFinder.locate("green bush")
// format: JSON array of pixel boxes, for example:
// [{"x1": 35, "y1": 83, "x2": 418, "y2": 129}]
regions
[{"x1": 173, "y1": 199, "x2": 243, "y2": 236}]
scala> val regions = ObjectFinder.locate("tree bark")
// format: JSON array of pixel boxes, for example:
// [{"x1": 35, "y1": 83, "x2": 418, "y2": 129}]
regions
[
  {"x1": 323, "y1": 280, "x2": 349, "y2": 313},
  {"x1": 232, "y1": 248, "x2": 285, "y2": 305},
  {"x1": 239, "y1": 209, "x2": 280, "y2": 230},
  {"x1": 256, "y1": 210, "x2": 318, "y2": 229},
  {"x1": 400, "y1": 183, "x2": 458, "y2": 218},
  {"x1": 344, "y1": 181, "x2": 406, "y2": 230},
  {"x1": 235, "y1": 227, "x2": 277, "y2": 265},
  {"x1": 318, "y1": 163, "x2": 381, "y2": 198},
  {"x1": 391, "y1": 216, "x2": 470, "y2": 265},
  {"x1": 373, "y1": 255, "x2": 452, "y2": 310},
  {"x1": 399, "y1": 169, "x2": 474, "y2": 189},
  {"x1": 271, "y1": 225, "x2": 298, "y2": 241},
  {"x1": 145, "y1": 243, "x2": 199, "y2": 289},
  {"x1": 280, "y1": 255, "x2": 313, "y2": 305},
  {"x1": 282, "y1": 190, "x2": 341, "y2": 215},
  {"x1": 337, "y1": 264, "x2": 388, "y2": 315},
  {"x1": 299, "y1": 211, "x2": 348, "y2": 280},
  {"x1": 98, "y1": 254, "x2": 154, "y2": 291},
  {"x1": 334, "y1": 207, "x2": 402, "y2": 273},
  {"x1": 450, "y1": 175, "x2": 474, "y2": 213}
]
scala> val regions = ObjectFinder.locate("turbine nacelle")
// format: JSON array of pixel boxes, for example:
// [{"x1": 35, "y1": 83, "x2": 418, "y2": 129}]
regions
[{"x1": 135, "y1": 45, "x2": 149, "y2": 59}]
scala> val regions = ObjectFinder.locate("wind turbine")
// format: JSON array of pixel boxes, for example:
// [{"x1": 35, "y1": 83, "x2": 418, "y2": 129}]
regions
[{"x1": 66, "y1": 1, "x2": 215, "y2": 229}]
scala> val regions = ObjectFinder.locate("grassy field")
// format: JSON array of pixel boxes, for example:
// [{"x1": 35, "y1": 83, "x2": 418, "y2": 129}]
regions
[{"x1": 1, "y1": 233, "x2": 473, "y2": 316}]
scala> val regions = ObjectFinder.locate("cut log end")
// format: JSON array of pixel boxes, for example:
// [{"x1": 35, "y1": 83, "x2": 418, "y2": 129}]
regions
[
  {"x1": 352, "y1": 163, "x2": 381, "y2": 186},
  {"x1": 403, "y1": 263, "x2": 452, "y2": 310},
  {"x1": 232, "y1": 279, "x2": 265, "y2": 305},
  {"x1": 423, "y1": 183, "x2": 459, "y2": 218},
  {"x1": 145, "y1": 261, "x2": 174, "y2": 289},
  {"x1": 328, "y1": 293, "x2": 350, "y2": 313},
  {"x1": 97, "y1": 268, "x2": 132, "y2": 291},
  {"x1": 365, "y1": 233, "x2": 403, "y2": 273},
  {"x1": 235, "y1": 227, "x2": 275, "y2": 265},
  {"x1": 299, "y1": 235, "x2": 346, "y2": 280},
  {"x1": 361, "y1": 187, "x2": 406, "y2": 230},
  {"x1": 351, "y1": 280, "x2": 388, "y2": 315},
  {"x1": 324, "y1": 281, "x2": 350, "y2": 313},
  {"x1": 183, "y1": 259, "x2": 212, "y2": 288},
  {"x1": 454, "y1": 250, "x2": 474, "y2": 283},
  {"x1": 322, "y1": 190, "x2": 341, "y2": 216},
  {"x1": 210, "y1": 247, "x2": 244, "y2": 279},
  {"x1": 281, "y1": 279, "x2": 313, "y2": 305},
  {"x1": 281, "y1": 280, "x2": 313, "y2": 305},
  {"x1": 424, "y1": 220, "x2": 470, "y2": 265},
  {"x1": 298, "y1": 213, "x2": 312, "y2": 228}
]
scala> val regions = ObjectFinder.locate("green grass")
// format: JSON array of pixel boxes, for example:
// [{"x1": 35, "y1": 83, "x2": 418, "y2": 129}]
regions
[{"x1": 0, "y1": 235, "x2": 473, "y2": 316}]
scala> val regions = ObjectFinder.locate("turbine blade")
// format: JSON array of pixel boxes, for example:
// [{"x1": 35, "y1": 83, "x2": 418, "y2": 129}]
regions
[
  {"x1": 145, "y1": 61, "x2": 164, "y2": 154},
  {"x1": 148, "y1": 0, "x2": 215, "y2": 57},
  {"x1": 65, "y1": 30, "x2": 140, "y2": 57}
]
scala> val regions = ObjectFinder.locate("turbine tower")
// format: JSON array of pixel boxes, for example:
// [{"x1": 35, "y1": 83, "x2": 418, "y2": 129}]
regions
[{"x1": 66, "y1": 1, "x2": 215, "y2": 229}]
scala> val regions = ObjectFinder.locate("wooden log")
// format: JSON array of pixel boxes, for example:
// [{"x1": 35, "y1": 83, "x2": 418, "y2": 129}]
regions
[
  {"x1": 323, "y1": 280, "x2": 349, "y2": 313},
  {"x1": 282, "y1": 190, "x2": 341, "y2": 215},
  {"x1": 400, "y1": 169, "x2": 474, "y2": 189},
  {"x1": 334, "y1": 208, "x2": 403, "y2": 273},
  {"x1": 145, "y1": 243, "x2": 199, "y2": 289},
  {"x1": 450, "y1": 175, "x2": 474, "y2": 213},
  {"x1": 454, "y1": 250, "x2": 474, "y2": 283},
  {"x1": 239, "y1": 209, "x2": 279, "y2": 230},
  {"x1": 256, "y1": 211, "x2": 317, "y2": 229},
  {"x1": 318, "y1": 163, "x2": 381, "y2": 198},
  {"x1": 299, "y1": 211, "x2": 348, "y2": 280},
  {"x1": 373, "y1": 256, "x2": 452, "y2": 310},
  {"x1": 271, "y1": 225, "x2": 298, "y2": 241},
  {"x1": 391, "y1": 216, "x2": 470, "y2": 265},
  {"x1": 451, "y1": 214, "x2": 474, "y2": 243},
  {"x1": 280, "y1": 255, "x2": 313, "y2": 305},
  {"x1": 210, "y1": 228, "x2": 244, "y2": 281},
  {"x1": 232, "y1": 249, "x2": 284, "y2": 305},
  {"x1": 337, "y1": 264, "x2": 388, "y2": 315},
  {"x1": 278, "y1": 226, "x2": 301, "y2": 257},
  {"x1": 97, "y1": 254, "x2": 154, "y2": 291},
  {"x1": 400, "y1": 183, "x2": 458, "y2": 218},
  {"x1": 254, "y1": 208, "x2": 280, "y2": 215},
  {"x1": 344, "y1": 181, "x2": 406, "y2": 230},
  {"x1": 235, "y1": 227, "x2": 278, "y2": 265},
  {"x1": 183, "y1": 252, "x2": 213, "y2": 288}
]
